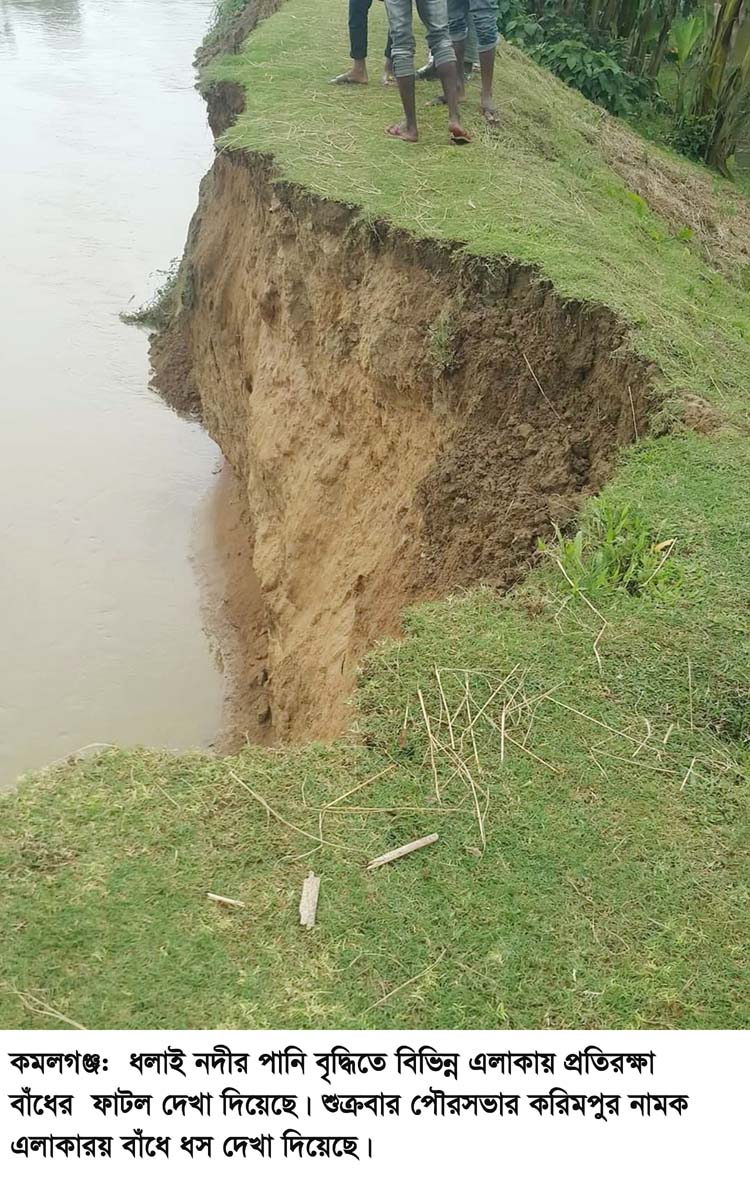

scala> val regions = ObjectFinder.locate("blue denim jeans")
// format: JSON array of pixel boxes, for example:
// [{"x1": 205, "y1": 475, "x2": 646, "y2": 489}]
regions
[
  {"x1": 383, "y1": 0, "x2": 456, "y2": 78},
  {"x1": 447, "y1": 0, "x2": 498, "y2": 52}
]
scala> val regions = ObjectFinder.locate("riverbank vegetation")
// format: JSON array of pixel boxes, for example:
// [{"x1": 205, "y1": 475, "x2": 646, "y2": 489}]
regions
[{"x1": 497, "y1": 0, "x2": 750, "y2": 176}]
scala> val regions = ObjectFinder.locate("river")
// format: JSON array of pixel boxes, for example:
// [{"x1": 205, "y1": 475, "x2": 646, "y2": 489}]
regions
[{"x1": 0, "y1": 0, "x2": 225, "y2": 788}]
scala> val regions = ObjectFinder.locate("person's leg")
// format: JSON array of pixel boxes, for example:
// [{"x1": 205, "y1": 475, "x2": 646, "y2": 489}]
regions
[
  {"x1": 383, "y1": 27, "x2": 395, "y2": 83},
  {"x1": 446, "y1": 0, "x2": 469, "y2": 100},
  {"x1": 465, "y1": 10, "x2": 478, "y2": 74},
  {"x1": 383, "y1": 0, "x2": 418, "y2": 139},
  {"x1": 332, "y1": 0, "x2": 373, "y2": 83},
  {"x1": 418, "y1": 0, "x2": 471, "y2": 141},
  {"x1": 469, "y1": 0, "x2": 499, "y2": 120},
  {"x1": 416, "y1": 46, "x2": 437, "y2": 80}
]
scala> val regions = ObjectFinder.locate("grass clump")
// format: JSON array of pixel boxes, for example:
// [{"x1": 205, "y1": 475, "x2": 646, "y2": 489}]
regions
[
  {"x1": 427, "y1": 310, "x2": 460, "y2": 375},
  {"x1": 199, "y1": 0, "x2": 248, "y2": 58},
  {"x1": 542, "y1": 498, "x2": 682, "y2": 601},
  {"x1": 121, "y1": 258, "x2": 180, "y2": 331}
]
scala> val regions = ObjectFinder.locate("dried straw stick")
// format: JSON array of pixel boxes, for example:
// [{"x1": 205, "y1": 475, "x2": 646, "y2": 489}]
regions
[
  {"x1": 465, "y1": 672, "x2": 482, "y2": 775},
  {"x1": 556, "y1": 558, "x2": 608, "y2": 674},
  {"x1": 432, "y1": 736, "x2": 487, "y2": 849},
  {"x1": 363, "y1": 948, "x2": 447, "y2": 1013},
  {"x1": 366, "y1": 833, "x2": 439, "y2": 871},
  {"x1": 504, "y1": 730, "x2": 561, "y2": 774},
  {"x1": 318, "y1": 805, "x2": 463, "y2": 815},
  {"x1": 588, "y1": 747, "x2": 680, "y2": 777},
  {"x1": 462, "y1": 666, "x2": 520, "y2": 737},
  {"x1": 628, "y1": 384, "x2": 639, "y2": 441},
  {"x1": 643, "y1": 537, "x2": 676, "y2": 586},
  {"x1": 417, "y1": 688, "x2": 441, "y2": 804},
  {"x1": 2, "y1": 986, "x2": 87, "y2": 1031},
  {"x1": 207, "y1": 893, "x2": 245, "y2": 909},
  {"x1": 545, "y1": 697, "x2": 642, "y2": 748},
  {"x1": 523, "y1": 351, "x2": 564, "y2": 423},
  {"x1": 680, "y1": 757, "x2": 697, "y2": 792},
  {"x1": 632, "y1": 719, "x2": 653, "y2": 759},
  {"x1": 434, "y1": 668, "x2": 456, "y2": 750},
  {"x1": 323, "y1": 764, "x2": 396, "y2": 812},
  {"x1": 229, "y1": 770, "x2": 360, "y2": 855},
  {"x1": 478, "y1": 709, "x2": 560, "y2": 775}
]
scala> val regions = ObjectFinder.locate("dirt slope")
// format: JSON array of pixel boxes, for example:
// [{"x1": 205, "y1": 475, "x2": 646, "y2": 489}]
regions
[{"x1": 153, "y1": 150, "x2": 654, "y2": 741}]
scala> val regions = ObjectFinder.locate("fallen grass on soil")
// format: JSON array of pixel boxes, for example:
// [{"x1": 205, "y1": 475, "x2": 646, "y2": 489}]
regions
[
  {"x1": 2, "y1": 0, "x2": 750, "y2": 1030},
  {"x1": 120, "y1": 258, "x2": 180, "y2": 331}
]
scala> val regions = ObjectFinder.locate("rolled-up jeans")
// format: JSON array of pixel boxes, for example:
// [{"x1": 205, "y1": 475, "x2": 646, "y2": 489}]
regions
[
  {"x1": 383, "y1": 0, "x2": 456, "y2": 79},
  {"x1": 349, "y1": 0, "x2": 393, "y2": 60},
  {"x1": 447, "y1": 0, "x2": 498, "y2": 52}
]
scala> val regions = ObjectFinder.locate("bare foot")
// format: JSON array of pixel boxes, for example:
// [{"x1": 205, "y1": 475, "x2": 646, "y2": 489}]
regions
[
  {"x1": 382, "y1": 66, "x2": 395, "y2": 85},
  {"x1": 331, "y1": 63, "x2": 368, "y2": 85},
  {"x1": 386, "y1": 121, "x2": 418, "y2": 142},
  {"x1": 448, "y1": 120, "x2": 471, "y2": 145},
  {"x1": 481, "y1": 101, "x2": 501, "y2": 125}
]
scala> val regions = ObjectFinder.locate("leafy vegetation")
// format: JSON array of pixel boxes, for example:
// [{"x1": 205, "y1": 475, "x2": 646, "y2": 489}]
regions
[
  {"x1": 497, "y1": 2, "x2": 657, "y2": 116},
  {"x1": 541, "y1": 498, "x2": 682, "y2": 600},
  {"x1": 498, "y1": 0, "x2": 750, "y2": 174}
]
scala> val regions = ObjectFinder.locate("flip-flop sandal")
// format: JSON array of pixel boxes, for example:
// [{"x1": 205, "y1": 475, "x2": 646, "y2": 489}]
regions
[
  {"x1": 449, "y1": 128, "x2": 472, "y2": 145},
  {"x1": 331, "y1": 73, "x2": 367, "y2": 84},
  {"x1": 385, "y1": 123, "x2": 418, "y2": 142}
]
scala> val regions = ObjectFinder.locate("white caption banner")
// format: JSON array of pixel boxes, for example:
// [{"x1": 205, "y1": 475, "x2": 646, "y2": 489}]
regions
[{"x1": 1, "y1": 1030, "x2": 747, "y2": 1195}]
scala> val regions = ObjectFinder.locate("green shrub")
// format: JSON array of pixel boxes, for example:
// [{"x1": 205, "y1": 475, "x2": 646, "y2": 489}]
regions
[
  {"x1": 541, "y1": 498, "x2": 682, "y2": 600},
  {"x1": 667, "y1": 110, "x2": 715, "y2": 158},
  {"x1": 533, "y1": 38, "x2": 645, "y2": 115}
]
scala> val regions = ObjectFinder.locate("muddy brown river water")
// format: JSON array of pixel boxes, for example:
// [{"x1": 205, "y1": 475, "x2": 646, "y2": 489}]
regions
[{"x1": 0, "y1": 0, "x2": 226, "y2": 788}]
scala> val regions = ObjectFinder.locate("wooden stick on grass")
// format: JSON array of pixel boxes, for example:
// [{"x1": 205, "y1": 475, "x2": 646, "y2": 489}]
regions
[
  {"x1": 298, "y1": 872, "x2": 321, "y2": 928},
  {"x1": 366, "y1": 833, "x2": 438, "y2": 871},
  {"x1": 207, "y1": 892, "x2": 245, "y2": 909}
]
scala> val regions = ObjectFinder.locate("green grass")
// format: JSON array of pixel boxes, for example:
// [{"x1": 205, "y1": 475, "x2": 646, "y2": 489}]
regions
[{"x1": 2, "y1": 0, "x2": 750, "y2": 1030}]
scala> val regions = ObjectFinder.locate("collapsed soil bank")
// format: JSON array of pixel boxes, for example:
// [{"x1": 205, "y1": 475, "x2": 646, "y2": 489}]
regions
[{"x1": 154, "y1": 144, "x2": 657, "y2": 743}]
